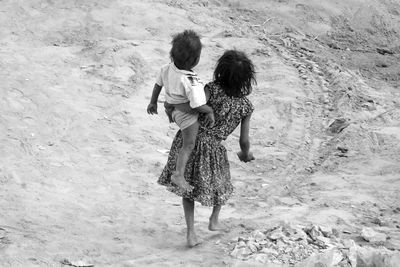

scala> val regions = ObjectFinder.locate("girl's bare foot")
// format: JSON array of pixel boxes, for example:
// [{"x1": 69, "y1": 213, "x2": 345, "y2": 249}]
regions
[
  {"x1": 187, "y1": 230, "x2": 201, "y2": 248},
  {"x1": 208, "y1": 218, "x2": 229, "y2": 232},
  {"x1": 171, "y1": 173, "x2": 193, "y2": 192},
  {"x1": 208, "y1": 219, "x2": 221, "y2": 231}
]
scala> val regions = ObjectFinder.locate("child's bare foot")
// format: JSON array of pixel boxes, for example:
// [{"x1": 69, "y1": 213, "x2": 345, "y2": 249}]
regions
[
  {"x1": 187, "y1": 230, "x2": 201, "y2": 248},
  {"x1": 171, "y1": 173, "x2": 193, "y2": 192}
]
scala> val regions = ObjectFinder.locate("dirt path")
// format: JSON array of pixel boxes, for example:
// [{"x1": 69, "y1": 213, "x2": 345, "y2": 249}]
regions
[{"x1": 1, "y1": 0, "x2": 400, "y2": 266}]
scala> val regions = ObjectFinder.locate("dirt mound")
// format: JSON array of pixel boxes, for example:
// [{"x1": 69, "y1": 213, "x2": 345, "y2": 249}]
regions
[{"x1": 1, "y1": 0, "x2": 400, "y2": 266}]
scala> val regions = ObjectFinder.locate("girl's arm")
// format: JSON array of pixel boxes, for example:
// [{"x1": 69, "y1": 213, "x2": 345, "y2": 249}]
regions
[
  {"x1": 167, "y1": 102, "x2": 192, "y2": 113},
  {"x1": 172, "y1": 85, "x2": 212, "y2": 113},
  {"x1": 195, "y1": 104, "x2": 212, "y2": 114},
  {"x1": 169, "y1": 86, "x2": 214, "y2": 126},
  {"x1": 195, "y1": 85, "x2": 212, "y2": 113},
  {"x1": 147, "y1": 84, "x2": 162, "y2": 114},
  {"x1": 169, "y1": 103, "x2": 213, "y2": 114},
  {"x1": 237, "y1": 114, "x2": 255, "y2": 162}
]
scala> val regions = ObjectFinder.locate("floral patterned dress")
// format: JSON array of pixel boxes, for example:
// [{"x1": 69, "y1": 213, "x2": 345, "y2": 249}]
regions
[{"x1": 158, "y1": 82, "x2": 254, "y2": 206}]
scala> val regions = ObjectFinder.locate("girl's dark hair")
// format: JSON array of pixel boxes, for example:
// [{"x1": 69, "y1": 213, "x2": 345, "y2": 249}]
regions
[
  {"x1": 214, "y1": 50, "x2": 256, "y2": 97},
  {"x1": 170, "y1": 30, "x2": 202, "y2": 70}
]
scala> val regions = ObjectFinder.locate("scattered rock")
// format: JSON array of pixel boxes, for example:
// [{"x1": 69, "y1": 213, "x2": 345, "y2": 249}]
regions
[
  {"x1": 361, "y1": 227, "x2": 387, "y2": 243},
  {"x1": 336, "y1": 146, "x2": 348, "y2": 154},
  {"x1": 230, "y1": 247, "x2": 251, "y2": 259},
  {"x1": 300, "y1": 45, "x2": 315, "y2": 53},
  {"x1": 231, "y1": 223, "x2": 334, "y2": 265},
  {"x1": 376, "y1": 62, "x2": 389, "y2": 68},
  {"x1": 304, "y1": 225, "x2": 320, "y2": 241},
  {"x1": 377, "y1": 48, "x2": 394, "y2": 55},
  {"x1": 328, "y1": 118, "x2": 350, "y2": 134},
  {"x1": 295, "y1": 248, "x2": 343, "y2": 267},
  {"x1": 305, "y1": 166, "x2": 315, "y2": 173},
  {"x1": 278, "y1": 197, "x2": 300, "y2": 206},
  {"x1": 252, "y1": 253, "x2": 270, "y2": 264},
  {"x1": 328, "y1": 42, "x2": 341, "y2": 49},
  {"x1": 248, "y1": 241, "x2": 259, "y2": 253},
  {"x1": 252, "y1": 230, "x2": 266, "y2": 241},
  {"x1": 239, "y1": 221, "x2": 259, "y2": 231},
  {"x1": 371, "y1": 217, "x2": 387, "y2": 226},
  {"x1": 259, "y1": 247, "x2": 278, "y2": 255},
  {"x1": 0, "y1": 227, "x2": 5, "y2": 239},
  {"x1": 267, "y1": 227, "x2": 285, "y2": 241},
  {"x1": 230, "y1": 223, "x2": 399, "y2": 265},
  {"x1": 60, "y1": 259, "x2": 94, "y2": 267},
  {"x1": 319, "y1": 225, "x2": 333, "y2": 237},
  {"x1": 356, "y1": 246, "x2": 400, "y2": 267},
  {"x1": 332, "y1": 228, "x2": 340, "y2": 237}
]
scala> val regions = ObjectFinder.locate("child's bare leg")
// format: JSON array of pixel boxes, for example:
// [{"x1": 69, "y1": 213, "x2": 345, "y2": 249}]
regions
[
  {"x1": 183, "y1": 197, "x2": 200, "y2": 247},
  {"x1": 164, "y1": 106, "x2": 174, "y2": 123},
  {"x1": 208, "y1": 205, "x2": 226, "y2": 231},
  {"x1": 171, "y1": 122, "x2": 199, "y2": 192}
]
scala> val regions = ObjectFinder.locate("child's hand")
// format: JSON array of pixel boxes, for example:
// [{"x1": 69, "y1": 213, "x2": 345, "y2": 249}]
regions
[
  {"x1": 204, "y1": 112, "x2": 215, "y2": 127},
  {"x1": 237, "y1": 151, "x2": 255, "y2": 162},
  {"x1": 147, "y1": 103, "x2": 158, "y2": 114}
]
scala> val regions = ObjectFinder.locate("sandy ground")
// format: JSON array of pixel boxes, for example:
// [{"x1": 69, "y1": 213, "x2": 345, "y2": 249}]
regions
[{"x1": 1, "y1": 0, "x2": 400, "y2": 266}]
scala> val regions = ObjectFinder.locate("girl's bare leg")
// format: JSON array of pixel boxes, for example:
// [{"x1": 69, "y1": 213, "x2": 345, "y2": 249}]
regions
[
  {"x1": 171, "y1": 122, "x2": 199, "y2": 192},
  {"x1": 182, "y1": 197, "x2": 200, "y2": 247},
  {"x1": 208, "y1": 205, "x2": 224, "y2": 231}
]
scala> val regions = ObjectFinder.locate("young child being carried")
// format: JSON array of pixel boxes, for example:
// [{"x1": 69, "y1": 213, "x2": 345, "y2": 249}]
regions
[{"x1": 147, "y1": 30, "x2": 214, "y2": 193}]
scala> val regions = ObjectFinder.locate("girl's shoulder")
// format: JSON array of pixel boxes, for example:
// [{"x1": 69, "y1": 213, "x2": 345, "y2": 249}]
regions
[
  {"x1": 205, "y1": 81, "x2": 219, "y2": 90},
  {"x1": 205, "y1": 81, "x2": 224, "y2": 97},
  {"x1": 206, "y1": 81, "x2": 254, "y2": 116},
  {"x1": 241, "y1": 95, "x2": 254, "y2": 116}
]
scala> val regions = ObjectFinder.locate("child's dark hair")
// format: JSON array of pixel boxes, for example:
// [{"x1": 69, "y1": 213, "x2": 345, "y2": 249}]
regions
[
  {"x1": 214, "y1": 50, "x2": 256, "y2": 97},
  {"x1": 170, "y1": 30, "x2": 202, "y2": 70}
]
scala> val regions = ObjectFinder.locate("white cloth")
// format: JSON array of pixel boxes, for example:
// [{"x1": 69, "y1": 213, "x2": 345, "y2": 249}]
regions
[{"x1": 156, "y1": 63, "x2": 206, "y2": 108}]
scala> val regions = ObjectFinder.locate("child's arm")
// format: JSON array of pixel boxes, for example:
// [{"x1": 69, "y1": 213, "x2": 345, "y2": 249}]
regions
[
  {"x1": 147, "y1": 83, "x2": 162, "y2": 114},
  {"x1": 237, "y1": 114, "x2": 255, "y2": 162}
]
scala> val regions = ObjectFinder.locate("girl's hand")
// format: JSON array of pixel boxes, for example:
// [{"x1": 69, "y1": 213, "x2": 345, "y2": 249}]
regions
[
  {"x1": 237, "y1": 151, "x2": 255, "y2": 162},
  {"x1": 204, "y1": 112, "x2": 215, "y2": 127},
  {"x1": 147, "y1": 103, "x2": 158, "y2": 114}
]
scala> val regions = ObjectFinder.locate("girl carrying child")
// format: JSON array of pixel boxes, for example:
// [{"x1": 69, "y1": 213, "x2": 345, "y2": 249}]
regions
[{"x1": 157, "y1": 49, "x2": 256, "y2": 247}]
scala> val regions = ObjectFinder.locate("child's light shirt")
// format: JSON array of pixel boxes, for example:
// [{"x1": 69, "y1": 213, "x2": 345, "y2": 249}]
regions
[{"x1": 156, "y1": 63, "x2": 206, "y2": 108}]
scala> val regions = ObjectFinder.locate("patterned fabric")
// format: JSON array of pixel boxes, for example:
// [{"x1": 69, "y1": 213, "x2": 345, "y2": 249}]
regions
[{"x1": 158, "y1": 82, "x2": 254, "y2": 206}]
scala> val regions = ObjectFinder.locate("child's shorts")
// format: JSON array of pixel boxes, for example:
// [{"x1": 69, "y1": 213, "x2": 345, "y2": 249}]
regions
[{"x1": 172, "y1": 110, "x2": 198, "y2": 130}]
